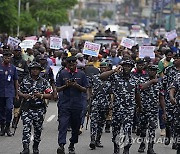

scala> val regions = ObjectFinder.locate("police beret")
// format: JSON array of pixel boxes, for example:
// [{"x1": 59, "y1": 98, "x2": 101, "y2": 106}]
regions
[
  {"x1": 136, "y1": 59, "x2": 144, "y2": 64},
  {"x1": 66, "y1": 56, "x2": 77, "y2": 63},
  {"x1": 121, "y1": 60, "x2": 135, "y2": 67},
  {"x1": 28, "y1": 62, "x2": 43, "y2": 70}
]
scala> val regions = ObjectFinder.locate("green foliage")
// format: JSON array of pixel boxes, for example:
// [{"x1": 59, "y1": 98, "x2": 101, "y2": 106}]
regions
[
  {"x1": 102, "y1": 10, "x2": 113, "y2": 19},
  {"x1": 0, "y1": 0, "x2": 17, "y2": 34}
]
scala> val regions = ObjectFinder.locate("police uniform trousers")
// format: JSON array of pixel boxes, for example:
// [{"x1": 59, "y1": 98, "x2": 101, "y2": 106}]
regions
[
  {"x1": 0, "y1": 97, "x2": 13, "y2": 125},
  {"x1": 112, "y1": 105, "x2": 134, "y2": 146},
  {"x1": 58, "y1": 108, "x2": 82, "y2": 145},
  {"x1": 90, "y1": 103, "x2": 108, "y2": 141},
  {"x1": 21, "y1": 108, "x2": 45, "y2": 146},
  {"x1": 139, "y1": 109, "x2": 158, "y2": 143}
]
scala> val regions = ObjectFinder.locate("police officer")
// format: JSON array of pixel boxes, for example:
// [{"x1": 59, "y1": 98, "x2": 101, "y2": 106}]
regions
[
  {"x1": 89, "y1": 62, "x2": 112, "y2": 150},
  {"x1": 100, "y1": 60, "x2": 141, "y2": 154},
  {"x1": 11, "y1": 46, "x2": 28, "y2": 128},
  {"x1": 169, "y1": 73, "x2": 180, "y2": 154},
  {"x1": 163, "y1": 53, "x2": 180, "y2": 148},
  {"x1": 18, "y1": 62, "x2": 52, "y2": 154},
  {"x1": 0, "y1": 50, "x2": 19, "y2": 137},
  {"x1": 137, "y1": 65, "x2": 166, "y2": 154},
  {"x1": 56, "y1": 56, "x2": 88, "y2": 154}
]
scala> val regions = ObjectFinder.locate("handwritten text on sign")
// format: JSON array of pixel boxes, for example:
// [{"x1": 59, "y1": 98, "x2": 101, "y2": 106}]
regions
[
  {"x1": 120, "y1": 37, "x2": 135, "y2": 49},
  {"x1": 139, "y1": 46, "x2": 155, "y2": 59},
  {"x1": 50, "y1": 37, "x2": 62, "y2": 49}
]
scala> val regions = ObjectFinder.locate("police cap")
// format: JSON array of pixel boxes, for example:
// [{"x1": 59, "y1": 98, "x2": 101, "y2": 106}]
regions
[
  {"x1": 28, "y1": 62, "x2": 43, "y2": 70},
  {"x1": 121, "y1": 60, "x2": 135, "y2": 67}
]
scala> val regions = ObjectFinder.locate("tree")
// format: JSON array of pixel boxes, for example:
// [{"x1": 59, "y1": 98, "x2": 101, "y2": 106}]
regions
[{"x1": 0, "y1": 0, "x2": 17, "y2": 34}]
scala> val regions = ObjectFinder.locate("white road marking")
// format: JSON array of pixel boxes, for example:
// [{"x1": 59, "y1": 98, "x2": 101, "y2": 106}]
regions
[{"x1": 46, "y1": 115, "x2": 56, "y2": 122}]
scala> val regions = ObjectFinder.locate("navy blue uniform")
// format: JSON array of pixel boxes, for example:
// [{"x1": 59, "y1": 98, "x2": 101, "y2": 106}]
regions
[
  {"x1": 0, "y1": 63, "x2": 18, "y2": 125},
  {"x1": 56, "y1": 68, "x2": 88, "y2": 145}
]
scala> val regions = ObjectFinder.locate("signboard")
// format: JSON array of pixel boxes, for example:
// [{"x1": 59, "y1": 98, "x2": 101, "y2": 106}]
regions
[
  {"x1": 132, "y1": 25, "x2": 141, "y2": 32},
  {"x1": 25, "y1": 36, "x2": 37, "y2": 41},
  {"x1": 60, "y1": 26, "x2": 73, "y2": 42},
  {"x1": 19, "y1": 40, "x2": 36, "y2": 50},
  {"x1": 82, "y1": 41, "x2": 101, "y2": 57},
  {"x1": 120, "y1": 37, "x2": 135, "y2": 49},
  {"x1": 50, "y1": 37, "x2": 62, "y2": 49},
  {"x1": 7, "y1": 36, "x2": 21, "y2": 48},
  {"x1": 165, "y1": 30, "x2": 177, "y2": 41},
  {"x1": 139, "y1": 46, "x2": 155, "y2": 59}
]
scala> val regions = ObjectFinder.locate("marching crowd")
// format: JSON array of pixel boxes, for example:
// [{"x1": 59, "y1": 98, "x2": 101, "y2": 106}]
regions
[{"x1": 0, "y1": 35, "x2": 180, "y2": 154}]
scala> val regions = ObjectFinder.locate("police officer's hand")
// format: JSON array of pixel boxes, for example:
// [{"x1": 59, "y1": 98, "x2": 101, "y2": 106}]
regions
[
  {"x1": 114, "y1": 65, "x2": 123, "y2": 73},
  {"x1": 170, "y1": 97, "x2": 176, "y2": 105},
  {"x1": 65, "y1": 80, "x2": 71, "y2": 87},
  {"x1": 23, "y1": 94, "x2": 32, "y2": 100},
  {"x1": 53, "y1": 92, "x2": 58, "y2": 101},
  {"x1": 162, "y1": 113, "x2": 167, "y2": 121}
]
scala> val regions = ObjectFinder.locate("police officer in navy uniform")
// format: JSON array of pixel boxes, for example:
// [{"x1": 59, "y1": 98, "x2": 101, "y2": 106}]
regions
[
  {"x1": 18, "y1": 62, "x2": 52, "y2": 154},
  {"x1": 11, "y1": 46, "x2": 29, "y2": 128},
  {"x1": 56, "y1": 56, "x2": 88, "y2": 154},
  {"x1": 0, "y1": 50, "x2": 19, "y2": 137}
]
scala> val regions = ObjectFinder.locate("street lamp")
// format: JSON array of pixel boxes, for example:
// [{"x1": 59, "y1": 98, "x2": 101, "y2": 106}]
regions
[{"x1": 17, "y1": 0, "x2": 21, "y2": 36}]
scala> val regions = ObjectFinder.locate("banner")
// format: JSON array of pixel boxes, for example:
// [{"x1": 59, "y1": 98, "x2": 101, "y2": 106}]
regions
[
  {"x1": 83, "y1": 41, "x2": 101, "y2": 57},
  {"x1": 120, "y1": 37, "x2": 135, "y2": 49},
  {"x1": 50, "y1": 37, "x2": 62, "y2": 49},
  {"x1": 60, "y1": 26, "x2": 73, "y2": 42},
  {"x1": 139, "y1": 46, "x2": 155, "y2": 59},
  {"x1": 165, "y1": 30, "x2": 177, "y2": 41},
  {"x1": 7, "y1": 36, "x2": 21, "y2": 48},
  {"x1": 19, "y1": 40, "x2": 36, "y2": 50}
]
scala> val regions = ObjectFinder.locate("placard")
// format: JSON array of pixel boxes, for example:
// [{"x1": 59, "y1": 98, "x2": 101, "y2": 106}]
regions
[
  {"x1": 139, "y1": 46, "x2": 155, "y2": 59},
  {"x1": 50, "y1": 37, "x2": 62, "y2": 49},
  {"x1": 165, "y1": 30, "x2": 177, "y2": 41},
  {"x1": 83, "y1": 41, "x2": 101, "y2": 57},
  {"x1": 19, "y1": 40, "x2": 36, "y2": 49},
  {"x1": 120, "y1": 37, "x2": 135, "y2": 49},
  {"x1": 7, "y1": 36, "x2": 21, "y2": 47}
]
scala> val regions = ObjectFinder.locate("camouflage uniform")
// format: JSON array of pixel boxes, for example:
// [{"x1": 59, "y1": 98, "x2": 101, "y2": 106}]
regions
[
  {"x1": 89, "y1": 74, "x2": 111, "y2": 148},
  {"x1": 20, "y1": 75, "x2": 52, "y2": 149},
  {"x1": 163, "y1": 65, "x2": 180, "y2": 140},
  {"x1": 109, "y1": 72, "x2": 138, "y2": 152},
  {"x1": 170, "y1": 74, "x2": 180, "y2": 152}
]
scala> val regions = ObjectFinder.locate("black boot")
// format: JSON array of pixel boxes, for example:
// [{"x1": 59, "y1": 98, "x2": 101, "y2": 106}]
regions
[
  {"x1": 5, "y1": 123, "x2": 13, "y2": 137},
  {"x1": 113, "y1": 142, "x2": 120, "y2": 154},
  {"x1": 105, "y1": 120, "x2": 111, "y2": 133},
  {"x1": 33, "y1": 142, "x2": 39, "y2": 154},
  {"x1": 68, "y1": 143, "x2": 75, "y2": 154},
  {"x1": 89, "y1": 136, "x2": 96, "y2": 150},
  {"x1": 177, "y1": 148, "x2": 180, "y2": 154},
  {"x1": 95, "y1": 134, "x2": 103, "y2": 148},
  {"x1": 57, "y1": 144, "x2": 65, "y2": 154},
  {"x1": 138, "y1": 142, "x2": 146, "y2": 153},
  {"x1": 172, "y1": 142, "x2": 177, "y2": 150},
  {"x1": 165, "y1": 127, "x2": 171, "y2": 145},
  {"x1": 123, "y1": 144, "x2": 131, "y2": 154},
  {"x1": 0, "y1": 124, "x2": 5, "y2": 136},
  {"x1": 20, "y1": 144, "x2": 30, "y2": 154},
  {"x1": 147, "y1": 143, "x2": 156, "y2": 154}
]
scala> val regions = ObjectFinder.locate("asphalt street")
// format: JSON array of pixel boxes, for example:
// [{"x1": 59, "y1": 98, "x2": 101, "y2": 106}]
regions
[{"x1": 0, "y1": 101, "x2": 177, "y2": 154}]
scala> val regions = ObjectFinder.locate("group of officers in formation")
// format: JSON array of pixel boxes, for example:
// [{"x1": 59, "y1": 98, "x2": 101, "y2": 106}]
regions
[{"x1": 0, "y1": 44, "x2": 180, "y2": 154}]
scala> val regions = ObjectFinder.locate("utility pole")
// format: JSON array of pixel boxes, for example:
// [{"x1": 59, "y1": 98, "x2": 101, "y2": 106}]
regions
[
  {"x1": 158, "y1": 0, "x2": 164, "y2": 38},
  {"x1": 169, "y1": 0, "x2": 175, "y2": 31},
  {"x1": 17, "y1": 0, "x2": 21, "y2": 36}
]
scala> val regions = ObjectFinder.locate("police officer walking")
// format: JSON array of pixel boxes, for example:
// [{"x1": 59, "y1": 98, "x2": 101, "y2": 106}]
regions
[
  {"x1": 18, "y1": 62, "x2": 52, "y2": 154},
  {"x1": 0, "y1": 50, "x2": 19, "y2": 137},
  {"x1": 56, "y1": 56, "x2": 88, "y2": 154}
]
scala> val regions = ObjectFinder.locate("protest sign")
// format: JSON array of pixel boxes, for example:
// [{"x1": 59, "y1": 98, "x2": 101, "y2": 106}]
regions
[
  {"x1": 7, "y1": 36, "x2": 21, "y2": 48},
  {"x1": 120, "y1": 37, "x2": 135, "y2": 49},
  {"x1": 165, "y1": 30, "x2": 177, "y2": 41},
  {"x1": 139, "y1": 46, "x2": 155, "y2": 59},
  {"x1": 50, "y1": 37, "x2": 62, "y2": 49},
  {"x1": 83, "y1": 41, "x2": 101, "y2": 57}
]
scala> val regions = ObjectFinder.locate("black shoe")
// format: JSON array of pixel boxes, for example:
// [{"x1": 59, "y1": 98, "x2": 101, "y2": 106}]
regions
[
  {"x1": 138, "y1": 142, "x2": 146, "y2": 153},
  {"x1": 123, "y1": 145, "x2": 130, "y2": 154},
  {"x1": 165, "y1": 137, "x2": 170, "y2": 145},
  {"x1": 147, "y1": 143, "x2": 156, "y2": 154},
  {"x1": 0, "y1": 125, "x2": 5, "y2": 136},
  {"x1": 89, "y1": 141, "x2": 96, "y2": 150},
  {"x1": 33, "y1": 142, "x2": 39, "y2": 154},
  {"x1": 57, "y1": 145, "x2": 65, "y2": 154},
  {"x1": 172, "y1": 143, "x2": 177, "y2": 150},
  {"x1": 177, "y1": 148, "x2": 180, "y2": 154},
  {"x1": 20, "y1": 149, "x2": 30, "y2": 154},
  {"x1": 113, "y1": 143, "x2": 120, "y2": 154},
  {"x1": 132, "y1": 127, "x2": 137, "y2": 134},
  {"x1": 95, "y1": 141, "x2": 104, "y2": 148},
  {"x1": 5, "y1": 126, "x2": 13, "y2": 137},
  {"x1": 68, "y1": 146, "x2": 75, "y2": 154}
]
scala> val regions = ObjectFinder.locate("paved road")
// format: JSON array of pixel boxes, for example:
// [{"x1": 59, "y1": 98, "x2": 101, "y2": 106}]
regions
[{"x1": 0, "y1": 102, "x2": 177, "y2": 154}]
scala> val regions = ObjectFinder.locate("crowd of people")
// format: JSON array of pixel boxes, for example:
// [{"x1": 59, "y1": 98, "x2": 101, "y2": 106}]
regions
[{"x1": 0, "y1": 34, "x2": 180, "y2": 154}]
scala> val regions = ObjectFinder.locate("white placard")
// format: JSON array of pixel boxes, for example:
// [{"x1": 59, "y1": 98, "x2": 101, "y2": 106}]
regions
[
  {"x1": 25, "y1": 36, "x2": 37, "y2": 41},
  {"x1": 83, "y1": 41, "x2": 101, "y2": 57},
  {"x1": 60, "y1": 26, "x2": 73, "y2": 41},
  {"x1": 7, "y1": 36, "x2": 21, "y2": 47},
  {"x1": 120, "y1": 37, "x2": 135, "y2": 49},
  {"x1": 139, "y1": 46, "x2": 155, "y2": 59},
  {"x1": 165, "y1": 30, "x2": 177, "y2": 41},
  {"x1": 50, "y1": 66, "x2": 61, "y2": 80},
  {"x1": 50, "y1": 37, "x2": 62, "y2": 49},
  {"x1": 19, "y1": 40, "x2": 36, "y2": 50}
]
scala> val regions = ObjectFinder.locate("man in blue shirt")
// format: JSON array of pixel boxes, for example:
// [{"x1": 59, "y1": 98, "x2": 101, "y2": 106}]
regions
[
  {"x1": 0, "y1": 50, "x2": 19, "y2": 137},
  {"x1": 56, "y1": 56, "x2": 88, "y2": 154}
]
